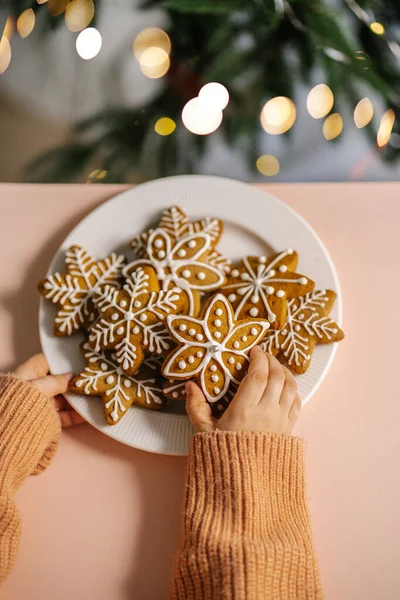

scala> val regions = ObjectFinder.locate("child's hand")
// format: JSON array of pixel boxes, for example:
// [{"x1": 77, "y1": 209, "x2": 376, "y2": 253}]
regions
[
  {"x1": 186, "y1": 346, "x2": 301, "y2": 435},
  {"x1": 14, "y1": 354, "x2": 85, "y2": 428}
]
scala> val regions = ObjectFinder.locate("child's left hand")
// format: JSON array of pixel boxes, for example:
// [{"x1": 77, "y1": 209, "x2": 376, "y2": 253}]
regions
[{"x1": 14, "y1": 353, "x2": 85, "y2": 428}]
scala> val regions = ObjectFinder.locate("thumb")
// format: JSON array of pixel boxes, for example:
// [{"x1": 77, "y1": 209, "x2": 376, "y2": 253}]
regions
[
  {"x1": 30, "y1": 372, "x2": 74, "y2": 399},
  {"x1": 185, "y1": 381, "x2": 215, "y2": 433}
]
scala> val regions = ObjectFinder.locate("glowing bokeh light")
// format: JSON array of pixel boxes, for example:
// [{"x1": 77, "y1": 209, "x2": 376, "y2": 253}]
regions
[
  {"x1": 76, "y1": 27, "x2": 102, "y2": 60},
  {"x1": 354, "y1": 98, "x2": 374, "y2": 128},
  {"x1": 48, "y1": 0, "x2": 69, "y2": 16},
  {"x1": 0, "y1": 36, "x2": 11, "y2": 74},
  {"x1": 256, "y1": 155, "x2": 280, "y2": 176},
  {"x1": 133, "y1": 28, "x2": 171, "y2": 60},
  {"x1": 182, "y1": 98, "x2": 223, "y2": 135},
  {"x1": 198, "y1": 83, "x2": 229, "y2": 111},
  {"x1": 323, "y1": 113, "x2": 343, "y2": 140},
  {"x1": 37, "y1": 0, "x2": 48, "y2": 4},
  {"x1": 155, "y1": 117, "x2": 176, "y2": 136},
  {"x1": 65, "y1": 0, "x2": 94, "y2": 33},
  {"x1": 370, "y1": 22, "x2": 385, "y2": 35},
  {"x1": 3, "y1": 16, "x2": 15, "y2": 40},
  {"x1": 377, "y1": 109, "x2": 395, "y2": 147},
  {"x1": 260, "y1": 96, "x2": 296, "y2": 135},
  {"x1": 307, "y1": 84, "x2": 334, "y2": 119},
  {"x1": 139, "y1": 47, "x2": 170, "y2": 79},
  {"x1": 87, "y1": 169, "x2": 108, "y2": 182},
  {"x1": 17, "y1": 9, "x2": 35, "y2": 39}
]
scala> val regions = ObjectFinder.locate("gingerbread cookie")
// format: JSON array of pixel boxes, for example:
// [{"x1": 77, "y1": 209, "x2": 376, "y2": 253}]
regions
[
  {"x1": 70, "y1": 343, "x2": 164, "y2": 425},
  {"x1": 124, "y1": 228, "x2": 226, "y2": 317},
  {"x1": 219, "y1": 249, "x2": 314, "y2": 329},
  {"x1": 162, "y1": 293, "x2": 270, "y2": 403},
  {"x1": 38, "y1": 245, "x2": 125, "y2": 336},
  {"x1": 260, "y1": 289, "x2": 344, "y2": 374},
  {"x1": 130, "y1": 205, "x2": 224, "y2": 256},
  {"x1": 88, "y1": 265, "x2": 184, "y2": 375},
  {"x1": 163, "y1": 379, "x2": 188, "y2": 401},
  {"x1": 163, "y1": 378, "x2": 236, "y2": 416}
]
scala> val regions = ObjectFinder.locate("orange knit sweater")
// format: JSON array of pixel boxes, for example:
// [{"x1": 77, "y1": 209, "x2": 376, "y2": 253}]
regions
[
  {"x1": 0, "y1": 374, "x2": 323, "y2": 599},
  {"x1": 0, "y1": 374, "x2": 61, "y2": 582}
]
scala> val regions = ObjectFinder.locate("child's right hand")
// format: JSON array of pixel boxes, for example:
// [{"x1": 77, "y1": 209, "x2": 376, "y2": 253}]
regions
[{"x1": 185, "y1": 346, "x2": 301, "y2": 435}]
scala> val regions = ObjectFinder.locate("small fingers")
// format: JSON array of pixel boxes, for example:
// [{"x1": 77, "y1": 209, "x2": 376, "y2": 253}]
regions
[
  {"x1": 259, "y1": 353, "x2": 285, "y2": 405},
  {"x1": 279, "y1": 366, "x2": 298, "y2": 411},
  {"x1": 185, "y1": 381, "x2": 215, "y2": 433},
  {"x1": 288, "y1": 394, "x2": 302, "y2": 424},
  {"x1": 31, "y1": 372, "x2": 74, "y2": 399},
  {"x1": 232, "y1": 346, "x2": 269, "y2": 407},
  {"x1": 14, "y1": 353, "x2": 49, "y2": 381},
  {"x1": 60, "y1": 410, "x2": 86, "y2": 428}
]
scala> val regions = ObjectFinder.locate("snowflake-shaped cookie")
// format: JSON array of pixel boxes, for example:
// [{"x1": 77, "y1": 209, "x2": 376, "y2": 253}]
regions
[
  {"x1": 219, "y1": 249, "x2": 314, "y2": 329},
  {"x1": 38, "y1": 245, "x2": 125, "y2": 336},
  {"x1": 124, "y1": 228, "x2": 225, "y2": 317},
  {"x1": 88, "y1": 265, "x2": 184, "y2": 375},
  {"x1": 130, "y1": 205, "x2": 224, "y2": 256},
  {"x1": 260, "y1": 289, "x2": 344, "y2": 374},
  {"x1": 162, "y1": 293, "x2": 270, "y2": 403},
  {"x1": 70, "y1": 344, "x2": 164, "y2": 425}
]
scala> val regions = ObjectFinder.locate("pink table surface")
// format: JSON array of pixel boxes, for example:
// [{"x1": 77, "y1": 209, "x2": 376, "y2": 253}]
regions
[{"x1": 0, "y1": 182, "x2": 399, "y2": 600}]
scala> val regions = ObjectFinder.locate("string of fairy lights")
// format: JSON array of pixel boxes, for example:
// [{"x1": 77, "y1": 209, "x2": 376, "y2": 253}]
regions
[{"x1": 0, "y1": 0, "x2": 398, "y2": 179}]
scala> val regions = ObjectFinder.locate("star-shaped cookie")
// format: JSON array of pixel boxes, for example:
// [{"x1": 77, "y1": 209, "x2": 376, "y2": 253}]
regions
[
  {"x1": 38, "y1": 245, "x2": 125, "y2": 336},
  {"x1": 124, "y1": 228, "x2": 226, "y2": 317},
  {"x1": 162, "y1": 293, "x2": 270, "y2": 403},
  {"x1": 70, "y1": 344, "x2": 164, "y2": 425},
  {"x1": 88, "y1": 265, "x2": 184, "y2": 375},
  {"x1": 219, "y1": 249, "x2": 314, "y2": 329},
  {"x1": 260, "y1": 289, "x2": 344, "y2": 374},
  {"x1": 126, "y1": 206, "x2": 230, "y2": 316}
]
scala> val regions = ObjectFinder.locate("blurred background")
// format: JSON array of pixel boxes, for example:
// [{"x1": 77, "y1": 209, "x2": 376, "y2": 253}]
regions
[{"x1": 0, "y1": 0, "x2": 399, "y2": 184}]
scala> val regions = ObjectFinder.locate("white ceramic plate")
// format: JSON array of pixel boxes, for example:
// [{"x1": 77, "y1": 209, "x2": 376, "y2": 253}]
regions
[{"x1": 39, "y1": 175, "x2": 342, "y2": 455}]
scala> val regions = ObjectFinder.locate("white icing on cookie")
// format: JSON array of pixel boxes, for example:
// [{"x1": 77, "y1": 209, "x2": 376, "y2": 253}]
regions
[
  {"x1": 260, "y1": 290, "x2": 340, "y2": 368},
  {"x1": 123, "y1": 228, "x2": 225, "y2": 316},
  {"x1": 221, "y1": 250, "x2": 309, "y2": 323},
  {"x1": 74, "y1": 347, "x2": 163, "y2": 423},
  {"x1": 163, "y1": 294, "x2": 270, "y2": 402}
]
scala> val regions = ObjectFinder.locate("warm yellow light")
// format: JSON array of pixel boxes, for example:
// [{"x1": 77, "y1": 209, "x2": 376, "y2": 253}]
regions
[
  {"x1": 139, "y1": 46, "x2": 170, "y2": 79},
  {"x1": 37, "y1": 0, "x2": 48, "y2": 4},
  {"x1": 307, "y1": 84, "x2": 334, "y2": 119},
  {"x1": 155, "y1": 117, "x2": 176, "y2": 136},
  {"x1": 3, "y1": 16, "x2": 15, "y2": 40},
  {"x1": 65, "y1": 0, "x2": 94, "y2": 32},
  {"x1": 182, "y1": 97, "x2": 222, "y2": 135},
  {"x1": 370, "y1": 22, "x2": 385, "y2": 35},
  {"x1": 133, "y1": 28, "x2": 171, "y2": 60},
  {"x1": 256, "y1": 155, "x2": 280, "y2": 176},
  {"x1": 377, "y1": 109, "x2": 395, "y2": 147},
  {"x1": 17, "y1": 9, "x2": 35, "y2": 39},
  {"x1": 354, "y1": 98, "x2": 374, "y2": 128},
  {"x1": 87, "y1": 169, "x2": 108, "y2": 182},
  {"x1": 76, "y1": 27, "x2": 102, "y2": 60},
  {"x1": 0, "y1": 36, "x2": 11, "y2": 74},
  {"x1": 198, "y1": 82, "x2": 229, "y2": 111},
  {"x1": 260, "y1": 97, "x2": 296, "y2": 135},
  {"x1": 323, "y1": 113, "x2": 343, "y2": 140},
  {"x1": 48, "y1": 0, "x2": 69, "y2": 16}
]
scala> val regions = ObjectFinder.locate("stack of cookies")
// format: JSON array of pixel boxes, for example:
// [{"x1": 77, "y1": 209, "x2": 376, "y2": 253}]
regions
[{"x1": 39, "y1": 206, "x2": 344, "y2": 425}]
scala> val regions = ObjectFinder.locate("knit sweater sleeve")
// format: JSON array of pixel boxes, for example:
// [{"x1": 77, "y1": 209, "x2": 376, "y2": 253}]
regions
[
  {"x1": 0, "y1": 374, "x2": 61, "y2": 583},
  {"x1": 171, "y1": 431, "x2": 323, "y2": 600}
]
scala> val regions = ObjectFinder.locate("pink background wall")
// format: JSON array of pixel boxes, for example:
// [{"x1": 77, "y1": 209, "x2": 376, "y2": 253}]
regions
[{"x1": 1, "y1": 182, "x2": 399, "y2": 599}]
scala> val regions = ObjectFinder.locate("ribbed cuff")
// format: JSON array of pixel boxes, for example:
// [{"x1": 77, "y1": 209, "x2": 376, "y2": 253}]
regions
[
  {"x1": 0, "y1": 374, "x2": 61, "y2": 491},
  {"x1": 187, "y1": 431, "x2": 309, "y2": 540},
  {"x1": 172, "y1": 431, "x2": 323, "y2": 600}
]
